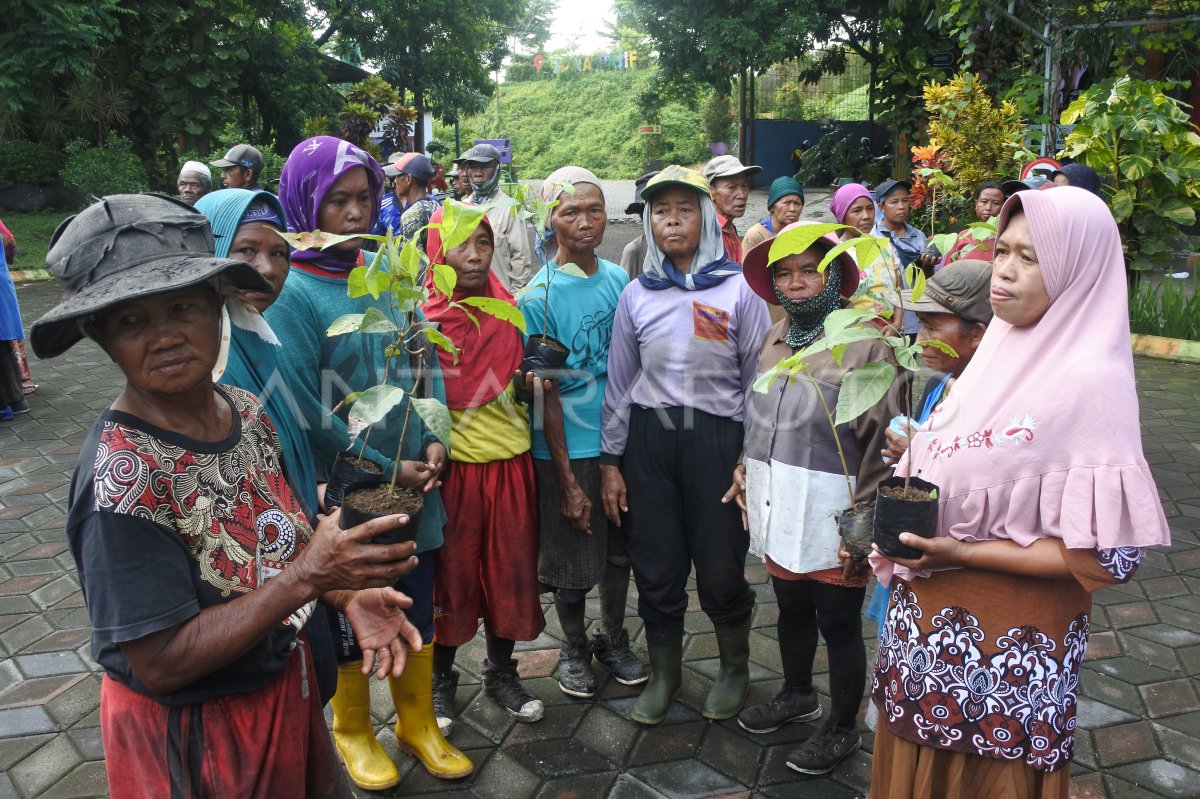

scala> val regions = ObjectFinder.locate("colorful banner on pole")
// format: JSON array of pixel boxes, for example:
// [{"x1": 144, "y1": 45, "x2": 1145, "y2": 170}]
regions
[{"x1": 536, "y1": 51, "x2": 642, "y2": 74}]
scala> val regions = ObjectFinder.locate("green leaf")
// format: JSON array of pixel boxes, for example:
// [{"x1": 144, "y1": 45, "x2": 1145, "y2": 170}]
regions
[
  {"x1": 555, "y1": 263, "x2": 589, "y2": 279},
  {"x1": 752, "y1": 363, "x2": 787, "y2": 394},
  {"x1": 828, "y1": 235, "x2": 890, "y2": 270},
  {"x1": 327, "y1": 313, "x2": 365, "y2": 336},
  {"x1": 410, "y1": 397, "x2": 452, "y2": 447},
  {"x1": 347, "y1": 385, "x2": 406, "y2": 438},
  {"x1": 1119, "y1": 153, "x2": 1154, "y2": 181},
  {"x1": 921, "y1": 338, "x2": 959, "y2": 357},
  {"x1": 423, "y1": 327, "x2": 460, "y2": 364},
  {"x1": 347, "y1": 248, "x2": 390, "y2": 299},
  {"x1": 438, "y1": 199, "x2": 489, "y2": 253},
  {"x1": 459, "y1": 295, "x2": 527, "y2": 333},
  {"x1": 359, "y1": 306, "x2": 398, "y2": 335},
  {"x1": 931, "y1": 233, "x2": 958, "y2": 256},
  {"x1": 767, "y1": 223, "x2": 846, "y2": 266},
  {"x1": 895, "y1": 343, "x2": 920, "y2": 372},
  {"x1": 907, "y1": 267, "x2": 927, "y2": 302},
  {"x1": 835, "y1": 362, "x2": 895, "y2": 425},
  {"x1": 823, "y1": 308, "x2": 879, "y2": 332},
  {"x1": 432, "y1": 263, "x2": 458, "y2": 298},
  {"x1": 400, "y1": 237, "x2": 425, "y2": 278},
  {"x1": 1110, "y1": 188, "x2": 1135, "y2": 222},
  {"x1": 1159, "y1": 199, "x2": 1196, "y2": 226}
]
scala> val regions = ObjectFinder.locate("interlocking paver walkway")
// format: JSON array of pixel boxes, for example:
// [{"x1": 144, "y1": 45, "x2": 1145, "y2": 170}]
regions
[{"x1": 2, "y1": 276, "x2": 1198, "y2": 799}]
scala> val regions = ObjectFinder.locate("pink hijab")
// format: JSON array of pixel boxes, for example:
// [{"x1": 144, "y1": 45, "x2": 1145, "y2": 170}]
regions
[
  {"x1": 830, "y1": 183, "x2": 874, "y2": 223},
  {"x1": 880, "y1": 186, "x2": 1169, "y2": 579}
]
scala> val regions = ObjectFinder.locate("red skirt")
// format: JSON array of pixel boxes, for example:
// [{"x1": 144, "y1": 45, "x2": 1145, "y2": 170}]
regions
[
  {"x1": 434, "y1": 455, "x2": 545, "y2": 646},
  {"x1": 100, "y1": 636, "x2": 349, "y2": 799}
]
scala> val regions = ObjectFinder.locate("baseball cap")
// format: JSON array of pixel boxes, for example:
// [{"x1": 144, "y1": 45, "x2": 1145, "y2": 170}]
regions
[
  {"x1": 701, "y1": 155, "x2": 762, "y2": 183},
  {"x1": 460, "y1": 143, "x2": 501, "y2": 164},
  {"x1": 383, "y1": 153, "x2": 436, "y2": 181},
  {"x1": 640, "y1": 165, "x2": 712, "y2": 202},
  {"x1": 901, "y1": 259, "x2": 994, "y2": 326},
  {"x1": 210, "y1": 144, "x2": 264, "y2": 174},
  {"x1": 625, "y1": 170, "x2": 659, "y2": 215},
  {"x1": 873, "y1": 178, "x2": 911, "y2": 203}
]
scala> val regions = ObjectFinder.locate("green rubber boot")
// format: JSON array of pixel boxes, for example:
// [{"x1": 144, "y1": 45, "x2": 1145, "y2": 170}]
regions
[
  {"x1": 630, "y1": 639, "x2": 683, "y2": 726},
  {"x1": 703, "y1": 617, "x2": 752, "y2": 720}
]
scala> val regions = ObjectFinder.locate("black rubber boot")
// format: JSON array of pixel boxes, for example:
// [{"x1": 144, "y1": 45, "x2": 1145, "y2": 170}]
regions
[
  {"x1": 630, "y1": 639, "x2": 683, "y2": 725},
  {"x1": 703, "y1": 616, "x2": 752, "y2": 720}
]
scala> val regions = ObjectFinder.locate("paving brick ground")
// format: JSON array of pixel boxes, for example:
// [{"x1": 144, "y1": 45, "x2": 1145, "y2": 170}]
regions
[{"x1": 2, "y1": 275, "x2": 1198, "y2": 799}]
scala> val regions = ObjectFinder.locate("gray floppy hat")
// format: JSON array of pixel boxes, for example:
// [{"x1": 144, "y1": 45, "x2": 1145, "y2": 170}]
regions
[{"x1": 31, "y1": 194, "x2": 271, "y2": 359}]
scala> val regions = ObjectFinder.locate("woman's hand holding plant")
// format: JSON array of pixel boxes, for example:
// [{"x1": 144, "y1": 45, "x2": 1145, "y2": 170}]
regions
[
  {"x1": 298, "y1": 509, "x2": 418, "y2": 595},
  {"x1": 874, "y1": 533, "x2": 966, "y2": 571}
]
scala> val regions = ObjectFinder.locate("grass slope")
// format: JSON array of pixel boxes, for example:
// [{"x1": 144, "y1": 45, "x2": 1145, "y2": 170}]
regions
[{"x1": 438, "y1": 71, "x2": 710, "y2": 180}]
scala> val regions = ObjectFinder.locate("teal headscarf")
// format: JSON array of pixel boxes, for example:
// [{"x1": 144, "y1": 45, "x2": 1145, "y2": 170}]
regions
[{"x1": 194, "y1": 189, "x2": 320, "y2": 518}]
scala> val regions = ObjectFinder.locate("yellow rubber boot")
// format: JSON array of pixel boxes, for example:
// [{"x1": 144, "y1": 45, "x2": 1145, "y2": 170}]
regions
[
  {"x1": 329, "y1": 662, "x2": 401, "y2": 791},
  {"x1": 388, "y1": 647, "x2": 475, "y2": 779}
]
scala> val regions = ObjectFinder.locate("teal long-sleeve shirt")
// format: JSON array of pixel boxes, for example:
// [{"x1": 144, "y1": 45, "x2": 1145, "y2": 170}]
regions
[{"x1": 265, "y1": 264, "x2": 447, "y2": 553}]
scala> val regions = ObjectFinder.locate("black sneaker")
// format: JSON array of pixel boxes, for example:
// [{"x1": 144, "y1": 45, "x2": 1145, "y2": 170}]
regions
[
  {"x1": 558, "y1": 637, "x2": 597, "y2": 698},
  {"x1": 785, "y1": 725, "x2": 861, "y2": 775},
  {"x1": 590, "y1": 628, "x2": 649, "y2": 686},
  {"x1": 433, "y1": 669, "x2": 459, "y2": 735},
  {"x1": 737, "y1": 685, "x2": 822, "y2": 733},
  {"x1": 482, "y1": 658, "x2": 544, "y2": 722}
]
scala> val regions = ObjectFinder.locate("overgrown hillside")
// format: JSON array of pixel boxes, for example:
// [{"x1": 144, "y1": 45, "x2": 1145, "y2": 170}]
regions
[{"x1": 436, "y1": 70, "x2": 711, "y2": 180}]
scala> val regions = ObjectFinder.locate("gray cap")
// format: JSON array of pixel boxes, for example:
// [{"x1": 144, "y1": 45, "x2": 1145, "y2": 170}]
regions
[
  {"x1": 460, "y1": 143, "x2": 501, "y2": 164},
  {"x1": 210, "y1": 144, "x2": 264, "y2": 174},
  {"x1": 30, "y1": 194, "x2": 269, "y2": 359},
  {"x1": 901, "y1": 259, "x2": 994, "y2": 326},
  {"x1": 873, "y1": 178, "x2": 911, "y2": 203}
]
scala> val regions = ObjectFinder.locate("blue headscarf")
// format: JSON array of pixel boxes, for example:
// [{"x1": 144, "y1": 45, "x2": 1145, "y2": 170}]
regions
[
  {"x1": 638, "y1": 190, "x2": 741, "y2": 291},
  {"x1": 194, "y1": 189, "x2": 320, "y2": 518}
]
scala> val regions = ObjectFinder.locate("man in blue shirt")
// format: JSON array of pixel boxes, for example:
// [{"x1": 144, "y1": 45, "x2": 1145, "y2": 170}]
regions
[{"x1": 518, "y1": 167, "x2": 648, "y2": 699}]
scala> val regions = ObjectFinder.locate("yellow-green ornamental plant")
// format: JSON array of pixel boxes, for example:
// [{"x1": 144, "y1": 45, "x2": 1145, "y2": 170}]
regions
[
  {"x1": 1060, "y1": 76, "x2": 1200, "y2": 269},
  {"x1": 922, "y1": 72, "x2": 1032, "y2": 195}
]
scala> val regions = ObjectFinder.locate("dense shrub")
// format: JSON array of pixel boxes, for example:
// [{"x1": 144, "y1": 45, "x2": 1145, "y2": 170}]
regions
[
  {"x1": 60, "y1": 135, "x2": 149, "y2": 198},
  {"x1": 0, "y1": 140, "x2": 65, "y2": 187},
  {"x1": 439, "y1": 70, "x2": 707, "y2": 178}
]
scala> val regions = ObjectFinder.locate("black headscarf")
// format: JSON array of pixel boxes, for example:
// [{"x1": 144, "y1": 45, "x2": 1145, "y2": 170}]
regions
[{"x1": 773, "y1": 261, "x2": 844, "y2": 349}]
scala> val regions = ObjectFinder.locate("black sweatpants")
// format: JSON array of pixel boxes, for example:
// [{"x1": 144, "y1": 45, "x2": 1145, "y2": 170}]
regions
[
  {"x1": 622, "y1": 406, "x2": 754, "y2": 646},
  {"x1": 773, "y1": 576, "x2": 866, "y2": 730}
]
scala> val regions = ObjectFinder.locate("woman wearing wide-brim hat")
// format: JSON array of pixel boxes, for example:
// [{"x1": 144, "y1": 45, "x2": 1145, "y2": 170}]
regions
[
  {"x1": 725, "y1": 220, "x2": 901, "y2": 777},
  {"x1": 600, "y1": 165, "x2": 771, "y2": 726},
  {"x1": 33, "y1": 194, "x2": 422, "y2": 799}
]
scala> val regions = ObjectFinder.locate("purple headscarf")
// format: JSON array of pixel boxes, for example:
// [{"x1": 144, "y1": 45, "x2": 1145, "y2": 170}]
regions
[
  {"x1": 829, "y1": 182, "x2": 875, "y2": 224},
  {"x1": 278, "y1": 136, "x2": 384, "y2": 272}
]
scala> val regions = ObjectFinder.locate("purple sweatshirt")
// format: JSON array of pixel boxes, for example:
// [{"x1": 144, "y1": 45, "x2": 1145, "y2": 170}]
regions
[{"x1": 600, "y1": 275, "x2": 771, "y2": 461}]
